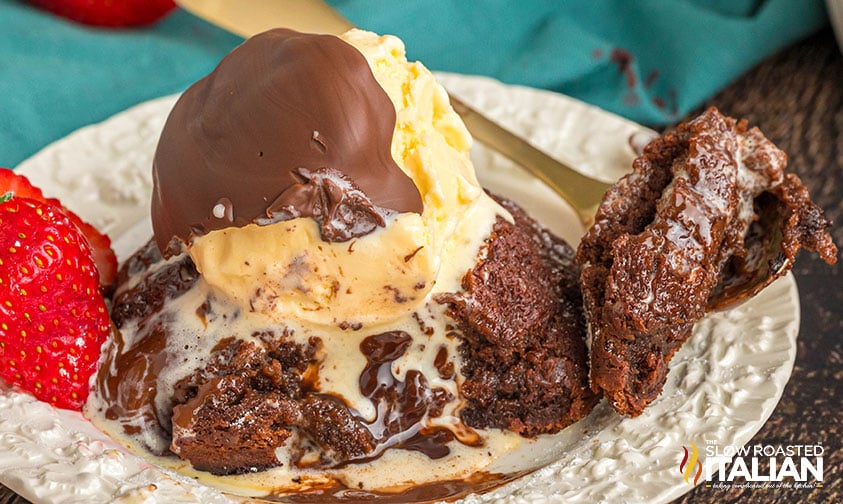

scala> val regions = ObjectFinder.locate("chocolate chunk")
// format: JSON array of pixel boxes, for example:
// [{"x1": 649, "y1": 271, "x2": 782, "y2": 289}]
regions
[
  {"x1": 110, "y1": 240, "x2": 198, "y2": 327},
  {"x1": 170, "y1": 375, "x2": 300, "y2": 475},
  {"x1": 168, "y1": 337, "x2": 321, "y2": 474},
  {"x1": 298, "y1": 395, "x2": 377, "y2": 466}
]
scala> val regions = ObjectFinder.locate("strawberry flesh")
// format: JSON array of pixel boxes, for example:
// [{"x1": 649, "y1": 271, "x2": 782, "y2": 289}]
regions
[
  {"x1": 0, "y1": 169, "x2": 117, "y2": 291},
  {"x1": 0, "y1": 197, "x2": 111, "y2": 410}
]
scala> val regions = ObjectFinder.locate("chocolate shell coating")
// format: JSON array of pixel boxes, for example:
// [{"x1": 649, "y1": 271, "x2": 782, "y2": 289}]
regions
[{"x1": 151, "y1": 29, "x2": 422, "y2": 254}]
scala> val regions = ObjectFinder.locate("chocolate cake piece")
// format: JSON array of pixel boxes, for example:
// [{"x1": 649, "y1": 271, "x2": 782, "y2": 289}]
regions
[
  {"x1": 170, "y1": 374, "x2": 300, "y2": 474},
  {"x1": 709, "y1": 172, "x2": 838, "y2": 307},
  {"x1": 169, "y1": 333, "x2": 424, "y2": 474},
  {"x1": 577, "y1": 107, "x2": 837, "y2": 417},
  {"x1": 109, "y1": 239, "x2": 199, "y2": 328},
  {"x1": 439, "y1": 197, "x2": 598, "y2": 436}
]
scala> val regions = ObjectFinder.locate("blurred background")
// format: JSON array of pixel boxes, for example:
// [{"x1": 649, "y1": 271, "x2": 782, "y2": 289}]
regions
[{"x1": 0, "y1": 0, "x2": 836, "y2": 167}]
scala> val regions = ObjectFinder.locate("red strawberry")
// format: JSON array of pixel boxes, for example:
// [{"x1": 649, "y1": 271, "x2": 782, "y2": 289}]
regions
[
  {"x1": 0, "y1": 169, "x2": 49, "y2": 204},
  {"x1": 68, "y1": 217, "x2": 118, "y2": 293},
  {"x1": 0, "y1": 197, "x2": 111, "y2": 410},
  {"x1": 27, "y1": 0, "x2": 176, "y2": 28},
  {"x1": 0, "y1": 169, "x2": 47, "y2": 201},
  {"x1": 0, "y1": 169, "x2": 117, "y2": 290}
]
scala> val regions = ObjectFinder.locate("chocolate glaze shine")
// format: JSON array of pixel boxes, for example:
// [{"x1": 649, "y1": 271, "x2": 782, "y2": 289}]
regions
[{"x1": 151, "y1": 29, "x2": 422, "y2": 254}]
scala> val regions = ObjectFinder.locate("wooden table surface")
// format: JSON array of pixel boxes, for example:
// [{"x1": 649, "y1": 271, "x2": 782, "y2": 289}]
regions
[
  {"x1": 673, "y1": 26, "x2": 842, "y2": 504},
  {"x1": 2, "y1": 27, "x2": 840, "y2": 504}
]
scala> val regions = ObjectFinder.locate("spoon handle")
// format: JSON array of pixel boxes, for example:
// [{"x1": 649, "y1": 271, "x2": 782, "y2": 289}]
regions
[{"x1": 449, "y1": 96, "x2": 610, "y2": 225}]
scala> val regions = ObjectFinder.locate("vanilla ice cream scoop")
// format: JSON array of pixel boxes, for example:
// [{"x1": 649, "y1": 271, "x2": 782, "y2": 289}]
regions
[
  {"x1": 151, "y1": 29, "x2": 505, "y2": 327},
  {"x1": 152, "y1": 29, "x2": 422, "y2": 252}
]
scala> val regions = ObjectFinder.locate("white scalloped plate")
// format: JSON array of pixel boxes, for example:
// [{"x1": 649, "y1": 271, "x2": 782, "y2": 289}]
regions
[{"x1": 1, "y1": 74, "x2": 799, "y2": 504}]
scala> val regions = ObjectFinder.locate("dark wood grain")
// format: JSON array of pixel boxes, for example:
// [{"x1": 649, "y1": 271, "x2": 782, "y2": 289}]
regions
[
  {"x1": 672, "y1": 26, "x2": 842, "y2": 504},
  {"x1": 1, "y1": 26, "x2": 840, "y2": 504},
  {"x1": 0, "y1": 490, "x2": 29, "y2": 504}
]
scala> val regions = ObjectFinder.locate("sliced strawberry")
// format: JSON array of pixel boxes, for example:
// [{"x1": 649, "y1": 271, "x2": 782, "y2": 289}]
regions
[
  {"x1": 0, "y1": 197, "x2": 111, "y2": 410},
  {"x1": 0, "y1": 168, "x2": 47, "y2": 202},
  {"x1": 0, "y1": 169, "x2": 117, "y2": 291},
  {"x1": 27, "y1": 0, "x2": 177, "y2": 28},
  {"x1": 68, "y1": 217, "x2": 118, "y2": 291}
]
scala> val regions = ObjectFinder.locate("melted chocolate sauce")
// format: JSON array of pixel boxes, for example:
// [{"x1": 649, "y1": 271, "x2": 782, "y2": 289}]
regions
[
  {"x1": 99, "y1": 324, "x2": 169, "y2": 440},
  {"x1": 274, "y1": 470, "x2": 531, "y2": 503},
  {"x1": 97, "y1": 241, "x2": 201, "y2": 451},
  {"x1": 434, "y1": 345, "x2": 455, "y2": 379},
  {"x1": 356, "y1": 331, "x2": 455, "y2": 460}
]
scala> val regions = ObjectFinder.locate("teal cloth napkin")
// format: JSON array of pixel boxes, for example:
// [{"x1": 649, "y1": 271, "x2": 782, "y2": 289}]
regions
[
  {"x1": 332, "y1": 0, "x2": 829, "y2": 123},
  {"x1": 0, "y1": 0, "x2": 829, "y2": 168}
]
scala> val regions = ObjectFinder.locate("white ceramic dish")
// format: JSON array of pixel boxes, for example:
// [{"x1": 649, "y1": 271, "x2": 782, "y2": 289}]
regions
[{"x1": 1, "y1": 74, "x2": 799, "y2": 503}]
